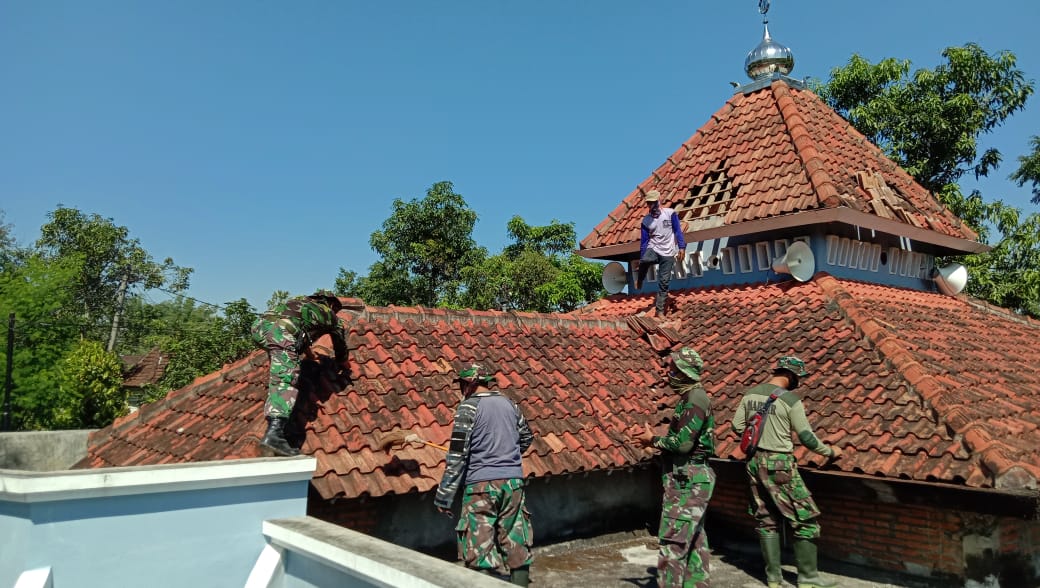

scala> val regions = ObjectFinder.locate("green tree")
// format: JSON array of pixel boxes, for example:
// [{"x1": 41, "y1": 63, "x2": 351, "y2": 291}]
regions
[
  {"x1": 457, "y1": 217, "x2": 605, "y2": 312},
  {"x1": 159, "y1": 298, "x2": 257, "y2": 391},
  {"x1": 814, "y1": 44, "x2": 1040, "y2": 317},
  {"x1": 56, "y1": 339, "x2": 127, "y2": 429},
  {"x1": 0, "y1": 254, "x2": 83, "y2": 429},
  {"x1": 36, "y1": 206, "x2": 193, "y2": 349},
  {"x1": 337, "y1": 182, "x2": 486, "y2": 307},
  {"x1": 814, "y1": 43, "x2": 1033, "y2": 194},
  {"x1": 1010, "y1": 135, "x2": 1040, "y2": 204}
]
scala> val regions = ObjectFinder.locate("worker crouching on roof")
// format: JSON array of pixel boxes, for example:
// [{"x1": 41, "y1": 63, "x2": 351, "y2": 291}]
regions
[
  {"x1": 250, "y1": 289, "x2": 349, "y2": 457},
  {"x1": 732, "y1": 356, "x2": 844, "y2": 588},
  {"x1": 633, "y1": 346, "x2": 715, "y2": 588},
  {"x1": 434, "y1": 363, "x2": 535, "y2": 586}
]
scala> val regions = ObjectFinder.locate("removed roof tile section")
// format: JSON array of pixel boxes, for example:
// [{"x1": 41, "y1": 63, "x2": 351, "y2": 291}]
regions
[{"x1": 580, "y1": 81, "x2": 975, "y2": 252}]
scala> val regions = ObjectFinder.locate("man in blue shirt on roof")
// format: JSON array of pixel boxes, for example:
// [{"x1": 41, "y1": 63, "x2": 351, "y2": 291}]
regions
[{"x1": 635, "y1": 189, "x2": 686, "y2": 316}]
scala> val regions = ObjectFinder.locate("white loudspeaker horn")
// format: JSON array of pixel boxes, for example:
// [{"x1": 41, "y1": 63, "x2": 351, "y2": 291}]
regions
[
  {"x1": 601, "y1": 261, "x2": 628, "y2": 294},
  {"x1": 772, "y1": 241, "x2": 816, "y2": 282},
  {"x1": 933, "y1": 263, "x2": 968, "y2": 296}
]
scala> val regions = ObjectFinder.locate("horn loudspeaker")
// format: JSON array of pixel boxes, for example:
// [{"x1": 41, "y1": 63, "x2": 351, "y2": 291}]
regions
[
  {"x1": 772, "y1": 241, "x2": 815, "y2": 282},
  {"x1": 601, "y1": 261, "x2": 628, "y2": 294},
  {"x1": 933, "y1": 263, "x2": 968, "y2": 296}
]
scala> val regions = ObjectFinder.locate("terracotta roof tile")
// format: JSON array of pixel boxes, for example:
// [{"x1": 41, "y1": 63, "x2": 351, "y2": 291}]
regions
[
  {"x1": 82, "y1": 274, "x2": 1040, "y2": 496},
  {"x1": 580, "y1": 81, "x2": 976, "y2": 252},
  {"x1": 577, "y1": 274, "x2": 1040, "y2": 490},
  {"x1": 79, "y1": 306, "x2": 670, "y2": 499}
]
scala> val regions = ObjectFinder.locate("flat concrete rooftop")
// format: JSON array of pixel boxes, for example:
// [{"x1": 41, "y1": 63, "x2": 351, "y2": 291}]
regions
[{"x1": 527, "y1": 531, "x2": 951, "y2": 588}]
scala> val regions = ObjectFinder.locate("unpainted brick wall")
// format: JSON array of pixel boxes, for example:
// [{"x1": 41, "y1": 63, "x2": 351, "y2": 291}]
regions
[{"x1": 705, "y1": 463, "x2": 965, "y2": 578}]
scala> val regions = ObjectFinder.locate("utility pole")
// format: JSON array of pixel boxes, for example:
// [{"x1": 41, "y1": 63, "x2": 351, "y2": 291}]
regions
[
  {"x1": 107, "y1": 270, "x2": 130, "y2": 352},
  {"x1": 3, "y1": 313, "x2": 13, "y2": 431}
]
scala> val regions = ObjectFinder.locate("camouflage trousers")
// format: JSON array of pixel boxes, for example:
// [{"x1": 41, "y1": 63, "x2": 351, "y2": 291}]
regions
[
  {"x1": 746, "y1": 451, "x2": 821, "y2": 540},
  {"x1": 657, "y1": 463, "x2": 715, "y2": 588},
  {"x1": 250, "y1": 317, "x2": 302, "y2": 418},
  {"x1": 455, "y1": 478, "x2": 533, "y2": 572}
]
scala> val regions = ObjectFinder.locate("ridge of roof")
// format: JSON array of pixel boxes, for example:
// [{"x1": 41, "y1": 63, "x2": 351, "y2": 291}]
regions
[{"x1": 771, "y1": 81, "x2": 841, "y2": 207}]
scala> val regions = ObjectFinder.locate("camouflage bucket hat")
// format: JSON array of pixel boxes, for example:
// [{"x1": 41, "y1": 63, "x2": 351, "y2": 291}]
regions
[
  {"x1": 310, "y1": 289, "x2": 342, "y2": 310},
  {"x1": 775, "y1": 355, "x2": 808, "y2": 377},
  {"x1": 670, "y1": 346, "x2": 703, "y2": 380},
  {"x1": 456, "y1": 362, "x2": 496, "y2": 384}
]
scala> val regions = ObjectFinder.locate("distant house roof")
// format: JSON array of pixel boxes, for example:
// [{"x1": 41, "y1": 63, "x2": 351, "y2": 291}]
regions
[
  {"x1": 121, "y1": 347, "x2": 168, "y2": 388},
  {"x1": 579, "y1": 80, "x2": 981, "y2": 259}
]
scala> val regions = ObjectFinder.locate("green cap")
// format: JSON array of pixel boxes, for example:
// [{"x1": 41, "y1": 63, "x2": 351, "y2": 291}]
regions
[
  {"x1": 670, "y1": 347, "x2": 703, "y2": 380},
  {"x1": 775, "y1": 355, "x2": 808, "y2": 377},
  {"x1": 457, "y1": 363, "x2": 495, "y2": 384}
]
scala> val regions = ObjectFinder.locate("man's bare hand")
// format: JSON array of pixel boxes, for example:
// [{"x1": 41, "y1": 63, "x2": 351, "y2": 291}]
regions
[
  {"x1": 631, "y1": 426, "x2": 655, "y2": 447},
  {"x1": 437, "y1": 506, "x2": 454, "y2": 518},
  {"x1": 829, "y1": 446, "x2": 844, "y2": 460}
]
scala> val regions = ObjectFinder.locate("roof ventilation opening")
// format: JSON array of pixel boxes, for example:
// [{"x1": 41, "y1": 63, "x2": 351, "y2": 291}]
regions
[{"x1": 675, "y1": 161, "x2": 736, "y2": 223}]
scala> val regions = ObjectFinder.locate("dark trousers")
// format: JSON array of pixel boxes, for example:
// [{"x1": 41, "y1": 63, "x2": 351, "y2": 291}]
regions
[{"x1": 637, "y1": 250, "x2": 676, "y2": 314}]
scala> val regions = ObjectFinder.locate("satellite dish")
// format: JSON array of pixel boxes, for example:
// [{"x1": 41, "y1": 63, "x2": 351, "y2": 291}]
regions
[
  {"x1": 601, "y1": 261, "x2": 628, "y2": 294},
  {"x1": 933, "y1": 263, "x2": 968, "y2": 296},
  {"x1": 772, "y1": 241, "x2": 815, "y2": 282}
]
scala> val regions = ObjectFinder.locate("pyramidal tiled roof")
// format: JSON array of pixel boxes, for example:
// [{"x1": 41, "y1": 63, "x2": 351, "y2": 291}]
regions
[
  {"x1": 77, "y1": 305, "x2": 677, "y2": 500},
  {"x1": 79, "y1": 277, "x2": 1040, "y2": 495},
  {"x1": 580, "y1": 80, "x2": 978, "y2": 254},
  {"x1": 577, "y1": 274, "x2": 1040, "y2": 490}
]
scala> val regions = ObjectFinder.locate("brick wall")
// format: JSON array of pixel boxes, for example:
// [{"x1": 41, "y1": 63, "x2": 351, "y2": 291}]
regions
[{"x1": 706, "y1": 461, "x2": 1040, "y2": 583}]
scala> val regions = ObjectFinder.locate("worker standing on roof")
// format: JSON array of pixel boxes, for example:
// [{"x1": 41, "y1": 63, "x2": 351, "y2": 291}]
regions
[
  {"x1": 633, "y1": 347, "x2": 715, "y2": 588},
  {"x1": 634, "y1": 189, "x2": 686, "y2": 316},
  {"x1": 250, "y1": 290, "x2": 349, "y2": 457},
  {"x1": 434, "y1": 363, "x2": 535, "y2": 587},
  {"x1": 732, "y1": 356, "x2": 844, "y2": 588}
]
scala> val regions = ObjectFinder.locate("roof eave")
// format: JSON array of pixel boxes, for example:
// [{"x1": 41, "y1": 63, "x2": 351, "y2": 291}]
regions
[{"x1": 577, "y1": 208, "x2": 990, "y2": 260}]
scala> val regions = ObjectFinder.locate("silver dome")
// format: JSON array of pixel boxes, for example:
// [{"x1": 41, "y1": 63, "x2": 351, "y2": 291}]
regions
[{"x1": 744, "y1": 23, "x2": 794, "y2": 80}]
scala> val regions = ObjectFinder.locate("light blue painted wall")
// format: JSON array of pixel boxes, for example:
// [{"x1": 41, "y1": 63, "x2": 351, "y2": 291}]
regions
[
  {"x1": 0, "y1": 502, "x2": 32, "y2": 585},
  {"x1": 0, "y1": 460, "x2": 314, "y2": 588},
  {"x1": 629, "y1": 229, "x2": 947, "y2": 295}
]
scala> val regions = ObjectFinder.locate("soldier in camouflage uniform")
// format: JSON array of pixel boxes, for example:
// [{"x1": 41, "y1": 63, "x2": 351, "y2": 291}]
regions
[
  {"x1": 250, "y1": 290, "x2": 349, "y2": 456},
  {"x1": 434, "y1": 363, "x2": 535, "y2": 587},
  {"x1": 732, "y1": 356, "x2": 844, "y2": 588},
  {"x1": 634, "y1": 347, "x2": 715, "y2": 588}
]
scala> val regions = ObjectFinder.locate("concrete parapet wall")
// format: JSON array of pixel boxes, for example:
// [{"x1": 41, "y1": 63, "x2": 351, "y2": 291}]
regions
[{"x1": 0, "y1": 430, "x2": 93, "y2": 471}]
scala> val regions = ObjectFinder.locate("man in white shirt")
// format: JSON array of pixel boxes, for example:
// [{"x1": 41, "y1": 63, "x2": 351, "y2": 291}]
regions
[{"x1": 635, "y1": 190, "x2": 686, "y2": 316}]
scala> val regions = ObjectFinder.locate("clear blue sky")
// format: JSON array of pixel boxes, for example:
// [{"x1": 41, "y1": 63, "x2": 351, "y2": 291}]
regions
[{"x1": 2, "y1": 1, "x2": 1038, "y2": 311}]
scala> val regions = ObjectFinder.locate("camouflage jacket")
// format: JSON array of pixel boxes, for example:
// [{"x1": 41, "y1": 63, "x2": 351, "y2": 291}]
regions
[
  {"x1": 652, "y1": 383, "x2": 715, "y2": 467},
  {"x1": 256, "y1": 296, "x2": 348, "y2": 361}
]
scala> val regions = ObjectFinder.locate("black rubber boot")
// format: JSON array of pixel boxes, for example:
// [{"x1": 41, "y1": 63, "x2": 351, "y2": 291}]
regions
[
  {"x1": 793, "y1": 539, "x2": 838, "y2": 588},
  {"x1": 760, "y1": 531, "x2": 782, "y2": 588},
  {"x1": 509, "y1": 566, "x2": 530, "y2": 587},
  {"x1": 261, "y1": 416, "x2": 300, "y2": 456}
]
